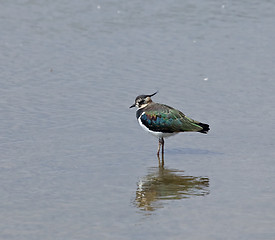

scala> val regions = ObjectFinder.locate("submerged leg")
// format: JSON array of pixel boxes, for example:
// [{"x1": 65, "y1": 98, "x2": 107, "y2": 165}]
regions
[{"x1": 157, "y1": 152, "x2": 164, "y2": 168}]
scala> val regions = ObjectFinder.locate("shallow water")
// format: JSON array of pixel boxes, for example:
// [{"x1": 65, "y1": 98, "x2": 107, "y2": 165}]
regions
[{"x1": 1, "y1": 0, "x2": 275, "y2": 239}]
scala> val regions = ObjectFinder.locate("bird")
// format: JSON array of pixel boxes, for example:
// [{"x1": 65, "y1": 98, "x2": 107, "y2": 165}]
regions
[{"x1": 129, "y1": 92, "x2": 210, "y2": 157}]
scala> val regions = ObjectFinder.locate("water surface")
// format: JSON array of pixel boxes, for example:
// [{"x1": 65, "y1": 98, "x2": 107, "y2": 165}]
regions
[{"x1": 0, "y1": 0, "x2": 275, "y2": 239}]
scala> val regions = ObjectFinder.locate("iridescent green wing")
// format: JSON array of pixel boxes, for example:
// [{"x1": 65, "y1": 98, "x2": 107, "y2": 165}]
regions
[{"x1": 141, "y1": 104, "x2": 203, "y2": 133}]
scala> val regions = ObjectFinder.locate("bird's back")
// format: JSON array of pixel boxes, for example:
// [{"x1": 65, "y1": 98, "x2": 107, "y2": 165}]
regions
[{"x1": 138, "y1": 102, "x2": 209, "y2": 133}]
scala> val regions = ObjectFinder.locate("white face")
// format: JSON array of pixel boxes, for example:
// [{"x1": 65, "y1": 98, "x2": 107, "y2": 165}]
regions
[{"x1": 136, "y1": 97, "x2": 151, "y2": 108}]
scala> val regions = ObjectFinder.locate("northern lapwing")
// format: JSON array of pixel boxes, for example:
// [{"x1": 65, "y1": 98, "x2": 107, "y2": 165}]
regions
[{"x1": 130, "y1": 92, "x2": 210, "y2": 157}]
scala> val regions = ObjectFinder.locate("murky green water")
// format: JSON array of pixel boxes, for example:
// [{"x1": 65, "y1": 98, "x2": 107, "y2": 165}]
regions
[{"x1": 1, "y1": 0, "x2": 275, "y2": 239}]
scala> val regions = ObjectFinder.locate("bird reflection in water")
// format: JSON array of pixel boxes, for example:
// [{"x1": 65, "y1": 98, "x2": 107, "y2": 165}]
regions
[{"x1": 134, "y1": 165, "x2": 209, "y2": 212}]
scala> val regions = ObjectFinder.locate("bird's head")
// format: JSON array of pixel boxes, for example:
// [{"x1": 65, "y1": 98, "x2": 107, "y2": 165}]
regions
[{"x1": 129, "y1": 91, "x2": 158, "y2": 109}]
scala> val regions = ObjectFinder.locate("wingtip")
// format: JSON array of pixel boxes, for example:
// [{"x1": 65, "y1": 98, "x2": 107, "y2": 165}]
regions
[{"x1": 198, "y1": 123, "x2": 210, "y2": 134}]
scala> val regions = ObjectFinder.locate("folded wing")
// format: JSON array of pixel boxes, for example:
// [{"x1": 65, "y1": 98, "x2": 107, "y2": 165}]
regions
[{"x1": 140, "y1": 104, "x2": 209, "y2": 133}]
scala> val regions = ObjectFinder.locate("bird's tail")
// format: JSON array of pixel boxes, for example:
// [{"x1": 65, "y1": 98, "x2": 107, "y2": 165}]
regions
[{"x1": 198, "y1": 122, "x2": 210, "y2": 134}]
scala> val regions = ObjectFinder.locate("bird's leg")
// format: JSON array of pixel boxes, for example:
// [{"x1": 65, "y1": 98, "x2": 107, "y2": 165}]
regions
[
  {"x1": 157, "y1": 137, "x2": 165, "y2": 167},
  {"x1": 157, "y1": 153, "x2": 164, "y2": 168},
  {"x1": 161, "y1": 137, "x2": 164, "y2": 156},
  {"x1": 161, "y1": 137, "x2": 164, "y2": 167},
  {"x1": 157, "y1": 138, "x2": 162, "y2": 157},
  {"x1": 157, "y1": 153, "x2": 161, "y2": 165}
]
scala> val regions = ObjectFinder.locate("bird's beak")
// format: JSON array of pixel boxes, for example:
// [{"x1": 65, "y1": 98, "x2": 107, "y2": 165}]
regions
[{"x1": 129, "y1": 103, "x2": 135, "y2": 108}]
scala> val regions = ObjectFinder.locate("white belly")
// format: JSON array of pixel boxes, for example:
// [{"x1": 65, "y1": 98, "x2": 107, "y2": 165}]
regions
[{"x1": 138, "y1": 116, "x2": 178, "y2": 138}]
